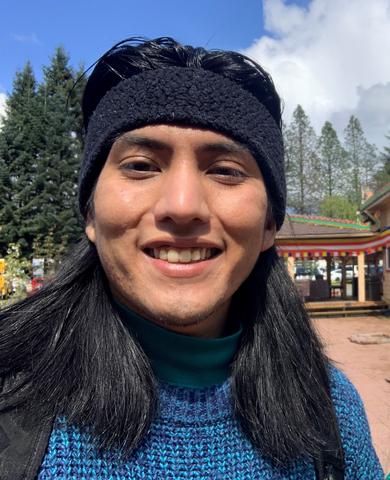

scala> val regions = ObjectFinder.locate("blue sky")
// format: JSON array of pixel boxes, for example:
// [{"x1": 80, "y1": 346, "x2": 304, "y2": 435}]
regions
[
  {"x1": 0, "y1": 0, "x2": 273, "y2": 94},
  {"x1": 1, "y1": 0, "x2": 389, "y2": 150}
]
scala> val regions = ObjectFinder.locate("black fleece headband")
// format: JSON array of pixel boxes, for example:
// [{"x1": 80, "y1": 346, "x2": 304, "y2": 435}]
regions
[{"x1": 80, "y1": 66, "x2": 286, "y2": 229}]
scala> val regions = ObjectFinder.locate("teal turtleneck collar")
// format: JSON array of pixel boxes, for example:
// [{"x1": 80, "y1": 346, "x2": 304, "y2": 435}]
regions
[{"x1": 115, "y1": 301, "x2": 242, "y2": 389}]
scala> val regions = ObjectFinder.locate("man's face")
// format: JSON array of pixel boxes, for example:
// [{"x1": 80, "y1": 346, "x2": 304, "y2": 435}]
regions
[{"x1": 86, "y1": 124, "x2": 275, "y2": 338}]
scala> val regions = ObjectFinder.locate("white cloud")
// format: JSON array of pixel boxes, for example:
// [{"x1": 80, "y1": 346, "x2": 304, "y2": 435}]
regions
[
  {"x1": 11, "y1": 32, "x2": 42, "y2": 45},
  {"x1": 330, "y1": 83, "x2": 390, "y2": 149},
  {"x1": 0, "y1": 93, "x2": 7, "y2": 119},
  {"x1": 242, "y1": 0, "x2": 390, "y2": 151}
]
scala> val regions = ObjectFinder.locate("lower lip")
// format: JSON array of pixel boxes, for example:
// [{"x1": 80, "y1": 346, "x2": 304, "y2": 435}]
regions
[{"x1": 145, "y1": 252, "x2": 218, "y2": 278}]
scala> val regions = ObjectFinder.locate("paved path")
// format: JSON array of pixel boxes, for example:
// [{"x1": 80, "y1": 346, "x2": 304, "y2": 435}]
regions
[{"x1": 313, "y1": 315, "x2": 390, "y2": 473}]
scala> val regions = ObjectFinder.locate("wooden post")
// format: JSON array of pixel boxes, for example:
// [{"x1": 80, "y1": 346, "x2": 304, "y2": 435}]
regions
[
  {"x1": 326, "y1": 256, "x2": 331, "y2": 284},
  {"x1": 341, "y1": 256, "x2": 347, "y2": 299},
  {"x1": 326, "y1": 256, "x2": 332, "y2": 299},
  {"x1": 287, "y1": 256, "x2": 295, "y2": 279},
  {"x1": 358, "y1": 253, "x2": 366, "y2": 302}
]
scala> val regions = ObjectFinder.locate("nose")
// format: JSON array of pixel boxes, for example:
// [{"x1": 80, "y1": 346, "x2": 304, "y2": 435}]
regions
[{"x1": 153, "y1": 162, "x2": 211, "y2": 226}]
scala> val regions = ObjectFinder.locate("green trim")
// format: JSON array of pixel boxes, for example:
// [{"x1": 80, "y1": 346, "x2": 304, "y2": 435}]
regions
[
  {"x1": 370, "y1": 215, "x2": 381, "y2": 231},
  {"x1": 361, "y1": 183, "x2": 390, "y2": 209},
  {"x1": 285, "y1": 215, "x2": 372, "y2": 230},
  {"x1": 115, "y1": 301, "x2": 242, "y2": 388}
]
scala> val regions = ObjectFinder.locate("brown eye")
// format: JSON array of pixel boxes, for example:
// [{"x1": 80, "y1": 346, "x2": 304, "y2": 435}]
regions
[
  {"x1": 209, "y1": 167, "x2": 246, "y2": 178},
  {"x1": 120, "y1": 161, "x2": 160, "y2": 173}
]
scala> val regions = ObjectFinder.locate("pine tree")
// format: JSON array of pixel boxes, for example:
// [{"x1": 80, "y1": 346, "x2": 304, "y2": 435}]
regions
[
  {"x1": 0, "y1": 48, "x2": 86, "y2": 257},
  {"x1": 0, "y1": 62, "x2": 45, "y2": 256},
  {"x1": 317, "y1": 121, "x2": 348, "y2": 198},
  {"x1": 362, "y1": 142, "x2": 379, "y2": 192},
  {"x1": 371, "y1": 131, "x2": 390, "y2": 191},
  {"x1": 384, "y1": 131, "x2": 390, "y2": 162},
  {"x1": 42, "y1": 47, "x2": 86, "y2": 147},
  {"x1": 71, "y1": 63, "x2": 87, "y2": 150},
  {"x1": 285, "y1": 105, "x2": 319, "y2": 214},
  {"x1": 344, "y1": 116, "x2": 365, "y2": 205},
  {"x1": 343, "y1": 116, "x2": 378, "y2": 206},
  {"x1": 34, "y1": 46, "x2": 84, "y2": 249}
]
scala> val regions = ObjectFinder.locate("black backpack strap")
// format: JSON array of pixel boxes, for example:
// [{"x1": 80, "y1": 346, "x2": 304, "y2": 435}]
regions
[
  {"x1": 314, "y1": 456, "x2": 345, "y2": 480},
  {"x1": 314, "y1": 404, "x2": 345, "y2": 480},
  {"x1": 0, "y1": 405, "x2": 54, "y2": 480}
]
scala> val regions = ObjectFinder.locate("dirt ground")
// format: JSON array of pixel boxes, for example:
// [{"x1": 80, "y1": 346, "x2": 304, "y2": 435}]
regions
[{"x1": 313, "y1": 315, "x2": 390, "y2": 474}]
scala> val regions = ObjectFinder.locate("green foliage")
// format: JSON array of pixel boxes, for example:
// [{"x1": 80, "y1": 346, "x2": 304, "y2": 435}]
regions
[
  {"x1": 343, "y1": 115, "x2": 379, "y2": 206},
  {"x1": 384, "y1": 131, "x2": 390, "y2": 160},
  {"x1": 285, "y1": 105, "x2": 320, "y2": 215},
  {"x1": 284, "y1": 110, "x2": 384, "y2": 220},
  {"x1": 0, "y1": 243, "x2": 32, "y2": 304},
  {"x1": 33, "y1": 228, "x2": 68, "y2": 276},
  {"x1": 3, "y1": 243, "x2": 31, "y2": 279},
  {"x1": 0, "y1": 62, "x2": 46, "y2": 256},
  {"x1": 42, "y1": 46, "x2": 75, "y2": 97},
  {"x1": 371, "y1": 131, "x2": 390, "y2": 191},
  {"x1": 317, "y1": 121, "x2": 348, "y2": 198},
  {"x1": 344, "y1": 116, "x2": 365, "y2": 206},
  {"x1": 2, "y1": 243, "x2": 31, "y2": 301},
  {"x1": 0, "y1": 47, "x2": 85, "y2": 258},
  {"x1": 36, "y1": 45, "x2": 84, "y2": 246},
  {"x1": 71, "y1": 63, "x2": 88, "y2": 150},
  {"x1": 317, "y1": 195, "x2": 360, "y2": 222}
]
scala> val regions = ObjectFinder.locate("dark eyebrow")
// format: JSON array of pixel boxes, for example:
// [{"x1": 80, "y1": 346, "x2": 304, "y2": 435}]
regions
[
  {"x1": 114, "y1": 133, "x2": 173, "y2": 153},
  {"x1": 113, "y1": 132, "x2": 251, "y2": 156},
  {"x1": 196, "y1": 141, "x2": 251, "y2": 156}
]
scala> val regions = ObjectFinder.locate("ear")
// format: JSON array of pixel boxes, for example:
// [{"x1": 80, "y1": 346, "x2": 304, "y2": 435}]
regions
[
  {"x1": 85, "y1": 211, "x2": 96, "y2": 244},
  {"x1": 260, "y1": 214, "x2": 277, "y2": 253}
]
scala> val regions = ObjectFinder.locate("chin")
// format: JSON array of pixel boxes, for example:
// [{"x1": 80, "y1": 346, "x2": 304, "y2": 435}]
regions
[
  {"x1": 135, "y1": 295, "x2": 226, "y2": 327},
  {"x1": 143, "y1": 303, "x2": 213, "y2": 326}
]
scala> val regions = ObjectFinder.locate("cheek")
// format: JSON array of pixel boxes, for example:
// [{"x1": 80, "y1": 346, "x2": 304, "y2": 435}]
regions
[
  {"x1": 216, "y1": 189, "x2": 268, "y2": 250},
  {"x1": 93, "y1": 179, "x2": 149, "y2": 239}
]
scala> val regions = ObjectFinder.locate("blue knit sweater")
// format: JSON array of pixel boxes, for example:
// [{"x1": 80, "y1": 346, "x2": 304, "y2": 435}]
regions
[{"x1": 37, "y1": 366, "x2": 383, "y2": 479}]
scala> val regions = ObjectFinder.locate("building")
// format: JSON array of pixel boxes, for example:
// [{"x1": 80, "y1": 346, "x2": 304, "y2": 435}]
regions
[
  {"x1": 275, "y1": 194, "x2": 390, "y2": 313},
  {"x1": 360, "y1": 182, "x2": 390, "y2": 305}
]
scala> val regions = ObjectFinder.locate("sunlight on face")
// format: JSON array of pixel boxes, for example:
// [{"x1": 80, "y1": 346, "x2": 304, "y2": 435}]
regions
[{"x1": 86, "y1": 124, "x2": 275, "y2": 338}]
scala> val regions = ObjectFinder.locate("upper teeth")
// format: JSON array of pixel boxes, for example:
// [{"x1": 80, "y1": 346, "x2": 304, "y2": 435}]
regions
[{"x1": 150, "y1": 247, "x2": 212, "y2": 263}]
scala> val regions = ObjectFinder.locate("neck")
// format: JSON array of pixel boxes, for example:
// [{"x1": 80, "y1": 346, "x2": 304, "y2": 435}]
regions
[
  {"x1": 115, "y1": 301, "x2": 242, "y2": 388},
  {"x1": 111, "y1": 289, "x2": 231, "y2": 339}
]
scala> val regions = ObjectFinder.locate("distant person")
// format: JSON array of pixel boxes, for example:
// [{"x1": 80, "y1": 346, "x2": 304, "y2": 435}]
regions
[{"x1": 0, "y1": 37, "x2": 383, "y2": 479}]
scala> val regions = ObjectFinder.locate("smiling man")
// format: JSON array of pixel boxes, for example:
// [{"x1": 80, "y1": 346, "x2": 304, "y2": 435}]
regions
[
  {"x1": 0, "y1": 37, "x2": 383, "y2": 480},
  {"x1": 87, "y1": 125, "x2": 274, "y2": 339}
]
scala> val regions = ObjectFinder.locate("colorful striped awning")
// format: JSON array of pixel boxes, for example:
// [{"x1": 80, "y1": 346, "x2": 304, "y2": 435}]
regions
[{"x1": 277, "y1": 227, "x2": 390, "y2": 259}]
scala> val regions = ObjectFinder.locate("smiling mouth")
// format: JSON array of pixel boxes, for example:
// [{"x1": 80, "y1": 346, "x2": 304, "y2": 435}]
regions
[{"x1": 146, "y1": 247, "x2": 220, "y2": 263}]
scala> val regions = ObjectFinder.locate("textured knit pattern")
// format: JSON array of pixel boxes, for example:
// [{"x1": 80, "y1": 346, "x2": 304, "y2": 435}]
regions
[
  {"x1": 79, "y1": 67, "x2": 286, "y2": 229},
  {"x1": 37, "y1": 367, "x2": 383, "y2": 479}
]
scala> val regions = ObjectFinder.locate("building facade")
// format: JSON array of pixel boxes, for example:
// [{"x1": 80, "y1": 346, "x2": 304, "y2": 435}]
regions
[
  {"x1": 360, "y1": 182, "x2": 390, "y2": 304},
  {"x1": 276, "y1": 192, "x2": 390, "y2": 305}
]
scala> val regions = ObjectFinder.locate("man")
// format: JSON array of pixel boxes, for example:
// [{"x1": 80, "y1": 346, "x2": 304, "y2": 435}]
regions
[{"x1": 0, "y1": 37, "x2": 383, "y2": 479}]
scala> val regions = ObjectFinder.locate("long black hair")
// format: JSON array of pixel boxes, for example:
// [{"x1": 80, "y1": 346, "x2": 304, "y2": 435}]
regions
[{"x1": 0, "y1": 37, "x2": 333, "y2": 464}]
